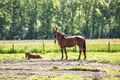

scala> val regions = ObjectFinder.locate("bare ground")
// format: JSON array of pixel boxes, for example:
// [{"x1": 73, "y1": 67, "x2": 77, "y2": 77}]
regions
[{"x1": 0, "y1": 59, "x2": 120, "y2": 78}]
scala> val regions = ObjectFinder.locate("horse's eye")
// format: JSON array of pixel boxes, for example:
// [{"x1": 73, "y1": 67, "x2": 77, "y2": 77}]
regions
[{"x1": 54, "y1": 35, "x2": 56, "y2": 38}]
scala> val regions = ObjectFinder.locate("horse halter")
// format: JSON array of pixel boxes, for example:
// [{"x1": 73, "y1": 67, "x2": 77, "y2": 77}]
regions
[
  {"x1": 53, "y1": 28, "x2": 58, "y2": 44},
  {"x1": 54, "y1": 35, "x2": 56, "y2": 38}
]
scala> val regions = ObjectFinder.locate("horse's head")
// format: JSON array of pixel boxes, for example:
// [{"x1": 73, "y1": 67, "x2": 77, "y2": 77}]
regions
[
  {"x1": 25, "y1": 52, "x2": 28, "y2": 58},
  {"x1": 53, "y1": 28, "x2": 58, "y2": 38},
  {"x1": 53, "y1": 28, "x2": 59, "y2": 44},
  {"x1": 53, "y1": 28, "x2": 67, "y2": 41},
  {"x1": 25, "y1": 52, "x2": 31, "y2": 57}
]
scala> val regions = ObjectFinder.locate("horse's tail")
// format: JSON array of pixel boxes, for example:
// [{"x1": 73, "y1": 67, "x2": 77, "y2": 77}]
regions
[{"x1": 83, "y1": 38, "x2": 86, "y2": 60}]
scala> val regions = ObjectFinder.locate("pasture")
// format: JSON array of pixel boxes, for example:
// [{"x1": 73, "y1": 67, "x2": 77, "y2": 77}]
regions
[
  {"x1": 0, "y1": 39, "x2": 120, "y2": 53},
  {"x1": 0, "y1": 39, "x2": 120, "y2": 80}
]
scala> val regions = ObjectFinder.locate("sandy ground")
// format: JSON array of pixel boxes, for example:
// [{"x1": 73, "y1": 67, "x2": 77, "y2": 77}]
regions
[{"x1": 0, "y1": 59, "x2": 120, "y2": 78}]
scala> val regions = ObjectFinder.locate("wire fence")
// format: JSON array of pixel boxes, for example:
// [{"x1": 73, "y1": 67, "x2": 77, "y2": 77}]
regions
[{"x1": 0, "y1": 40, "x2": 120, "y2": 53}]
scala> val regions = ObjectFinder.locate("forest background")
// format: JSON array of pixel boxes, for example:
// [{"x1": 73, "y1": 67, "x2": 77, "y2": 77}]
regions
[{"x1": 0, "y1": 0, "x2": 119, "y2": 40}]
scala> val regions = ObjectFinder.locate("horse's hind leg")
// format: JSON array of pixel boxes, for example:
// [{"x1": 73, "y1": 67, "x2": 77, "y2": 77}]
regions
[
  {"x1": 61, "y1": 48, "x2": 64, "y2": 60},
  {"x1": 78, "y1": 46, "x2": 82, "y2": 60},
  {"x1": 64, "y1": 48, "x2": 68, "y2": 60},
  {"x1": 83, "y1": 49, "x2": 86, "y2": 60}
]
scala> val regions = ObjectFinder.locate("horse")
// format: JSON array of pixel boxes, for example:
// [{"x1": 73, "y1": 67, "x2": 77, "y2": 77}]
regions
[
  {"x1": 25, "y1": 52, "x2": 42, "y2": 59},
  {"x1": 53, "y1": 28, "x2": 86, "y2": 60}
]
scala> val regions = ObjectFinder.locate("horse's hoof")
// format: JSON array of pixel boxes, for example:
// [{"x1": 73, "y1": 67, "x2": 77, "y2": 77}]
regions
[
  {"x1": 61, "y1": 58, "x2": 63, "y2": 60},
  {"x1": 65, "y1": 58, "x2": 67, "y2": 60},
  {"x1": 83, "y1": 60, "x2": 87, "y2": 64},
  {"x1": 65, "y1": 57, "x2": 68, "y2": 60}
]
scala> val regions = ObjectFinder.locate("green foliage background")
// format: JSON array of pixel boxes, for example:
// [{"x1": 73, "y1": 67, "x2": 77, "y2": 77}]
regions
[{"x1": 0, "y1": 0, "x2": 120, "y2": 40}]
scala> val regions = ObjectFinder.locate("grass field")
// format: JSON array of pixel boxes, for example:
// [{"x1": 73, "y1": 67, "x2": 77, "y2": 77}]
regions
[
  {"x1": 0, "y1": 52, "x2": 120, "y2": 80},
  {"x1": 0, "y1": 39, "x2": 120, "y2": 53},
  {"x1": 0, "y1": 52, "x2": 120, "y2": 65},
  {"x1": 0, "y1": 39, "x2": 120, "y2": 80},
  {"x1": 0, "y1": 39, "x2": 120, "y2": 64}
]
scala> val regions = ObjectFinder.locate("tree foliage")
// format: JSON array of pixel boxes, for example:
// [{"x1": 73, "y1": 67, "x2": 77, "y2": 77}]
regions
[{"x1": 0, "y1": 0, "x2": 119, "y2": 39}]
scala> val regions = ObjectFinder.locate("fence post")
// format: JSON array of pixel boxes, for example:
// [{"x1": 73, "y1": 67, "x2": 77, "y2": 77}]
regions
[
  {"x1": 73, "y1": 46, "x2": 77, "y2": 52},
  {"x1": 108, "y1": 42, "x2": 110, "y2": 52},
  {"x1": 12, "y1": 44, "x2": 14, "y2": 53},
  {"x1": 43, "y1": 42, "x2": 45, "y2": 52}
]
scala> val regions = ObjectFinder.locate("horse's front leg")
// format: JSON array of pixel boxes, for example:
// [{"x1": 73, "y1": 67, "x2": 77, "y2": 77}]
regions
[
  {"x1": 61, "y1": 48, "x2": 64, "y2": 60},
  {"x1": 64, "y1": 48, "x2": 68, "y2": 60},
  {"x1": 78, "y1": 48, "x2": 82, "y2": 60}
]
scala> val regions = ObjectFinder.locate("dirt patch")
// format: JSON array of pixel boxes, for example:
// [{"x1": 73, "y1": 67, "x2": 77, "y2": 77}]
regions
[{"x1": 0, "y1": 59, "x2": 120, "y2": 78}]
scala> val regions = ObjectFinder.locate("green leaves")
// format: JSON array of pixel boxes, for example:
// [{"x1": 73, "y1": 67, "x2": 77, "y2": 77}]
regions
[{"x1": 0, "y1": 0, "x2": 119, "y2": 39}]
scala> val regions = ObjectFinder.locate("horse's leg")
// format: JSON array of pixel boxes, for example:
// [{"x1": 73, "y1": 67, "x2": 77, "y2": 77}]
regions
[
  {"x1": 83, "y1": 48, "x2": 86, "y2": 60},
  {"x1": 61, "y1": 48, "x2": 64, "y2": 60},
  {"x1": 83, "y1": 40, "x2": 86, "y2": 60},
  {"x1": 78, "y1": 46, "x2": 82, "y2": 60},
  {"x1": 64, "y1": 48, "x2": 68, "y2": 60}
]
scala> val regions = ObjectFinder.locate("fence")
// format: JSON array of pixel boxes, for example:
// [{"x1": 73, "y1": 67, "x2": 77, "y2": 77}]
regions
[{"x1": 0, "y1": 40, "x2": 120, "y2": 53}]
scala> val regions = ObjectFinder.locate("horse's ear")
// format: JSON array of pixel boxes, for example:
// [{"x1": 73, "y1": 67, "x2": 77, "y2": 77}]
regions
[
  {"x1": 53, "y1": 27, "x2": 58, "y2": 31},
  {"x1": 56, "y1": 28, "x2": 58, "y2": 31},
  {"x1": 53, "y1": 28, "x2": 57, "y2": 31}
]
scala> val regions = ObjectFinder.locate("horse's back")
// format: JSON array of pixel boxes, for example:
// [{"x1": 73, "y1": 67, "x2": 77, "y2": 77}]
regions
[
  {"x1": 66, "y1": 36, "x2": 85, "y2": 41},
  {"x1": 75, "y1": 36, "x2": 85, "y2": 46},
  {"x1": 26, "y1": 53, "x2": 42, "y2": 59},
  {"x1": 62, "y1": 36, "x2": 84, "y2": 47}
]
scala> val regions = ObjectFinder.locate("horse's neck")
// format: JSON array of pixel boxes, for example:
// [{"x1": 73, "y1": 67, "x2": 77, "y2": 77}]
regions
[
  {"x1": 56, "y1": 34, "x2": 63, "y2": 40},
  {"x1": 57, "y1": 36, "x2": 66, "y2": 44}
]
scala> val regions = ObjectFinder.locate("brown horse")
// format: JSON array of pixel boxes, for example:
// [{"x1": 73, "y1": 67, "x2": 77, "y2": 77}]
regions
[
  {"x1": 53, "y1": 28, "x2": 86, "y2": 60},
  {"x1": 25, "y1": 52, "x2": 42, "y2": 59}
]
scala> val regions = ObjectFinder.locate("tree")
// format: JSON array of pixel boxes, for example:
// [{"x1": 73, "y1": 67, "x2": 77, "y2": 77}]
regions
[
  {"x1": 25, "y1": 0, "x2": 38, "y2": 39},
  {"x1": 38, "y1": 0, "x2": 54, "y2": 39},
  {"x1": 0, "y1": 0, "x2": 119, "y2": 39}
]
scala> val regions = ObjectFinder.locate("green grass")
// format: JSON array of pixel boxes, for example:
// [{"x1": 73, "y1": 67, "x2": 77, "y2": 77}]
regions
[
  {"x1": 0, "y1": 39, "x2": 120, "y2": 80},
  {"x1": 31, "y1": 74, "x2": 81, "y2": 80},
  {"x1": 0, "y1": 52, "x2": 120, "y2": 65},
  {"x1": 102, "y1": 69, "x2": 120, "y2": 80},
  {"x1": 87, "y1": 52, "x2": 120, "y2": 65},
  {"x1": 0, "y1": 67, "x2": 32, "y2": 70},
  {"x1": 63, "y1": 66, "x2": 100, "y2": 72},
  {"x1": 0, "y1": 70, "x2": 119, "y2": 80},
  {"x1": 45, "y1": 52, "x2": 120, "y2": 65},
  {"x1": 52, "y1": 66, "x2": 100, "y2": 72},
  {"x1": 0, "y1": 52, "x2": 120, "y2": 80},
  {"x1": 0, "y1": 53, "x2": 24, "y2": 61},
  {"x1": 52, "y1": 66, "x2": 59, "y2": 70},
  {"x1": 0, "y1": 74, "x2": 27, "y2": 80},
  {"x1": 0, "y1": 39, "x2": 120, "y2": 53},
  {"x1": 0, "y1": 74, "x2": 91, "y2": 80}
]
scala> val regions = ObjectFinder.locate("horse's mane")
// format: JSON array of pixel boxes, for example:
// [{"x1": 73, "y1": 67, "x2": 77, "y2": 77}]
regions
[{"x1": 57, "y1": 31, "x2": 67, "y2": 38}]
